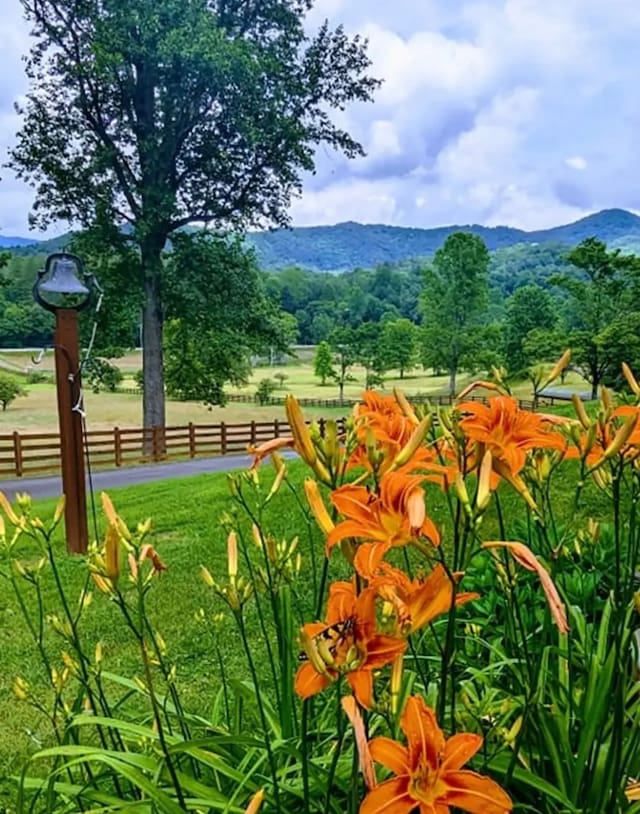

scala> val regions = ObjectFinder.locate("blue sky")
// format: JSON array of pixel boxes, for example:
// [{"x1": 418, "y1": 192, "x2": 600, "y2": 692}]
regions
[{"x1": 2, "y1": 0, "x2": 640, "y2": 236}]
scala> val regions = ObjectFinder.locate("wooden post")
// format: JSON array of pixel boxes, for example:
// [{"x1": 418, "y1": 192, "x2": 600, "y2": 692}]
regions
[
  {"x1": 53, "y1": 309, "x2": 88, "y2": 554},
  {"x1": 152, "y1": 426, "x2": 161, "y2": 461},
  {"x1": 188, "y1": 422, "x2": 196, "y2": 458},
  {"x1": 250, "y1": 420, "x2": 256, "y2": 445},
  {"x1": 220, "y1": 421, "x2": 227, "y2": 455},
  {"x1": 13, "y1": 431, "x2": 23, "y2": 477},
  {"x1": 274, "y1": 418, "x2": 280, "y2": 438},
  {"x1": 114, "y1": 427, "x2": 122, "y2": 467}
]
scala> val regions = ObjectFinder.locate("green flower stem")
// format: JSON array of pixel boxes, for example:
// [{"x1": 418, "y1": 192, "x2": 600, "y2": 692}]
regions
[{"x1": 235, "y1": 610, "x2": 282, "y2": 812}]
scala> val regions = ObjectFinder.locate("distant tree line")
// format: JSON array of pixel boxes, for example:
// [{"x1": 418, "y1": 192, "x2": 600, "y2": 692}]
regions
[{"x1": 2, "y1": 233, "x2": 640, "y2": 402}]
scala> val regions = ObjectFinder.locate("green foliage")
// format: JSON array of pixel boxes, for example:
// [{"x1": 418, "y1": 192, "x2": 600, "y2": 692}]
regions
[
  {"x1": 246, "y1": 209, "x2": 640, "y2": 272},
  {"x1": 314, "y1": 340, "x2": 336, "y2": 386},
  {"x1": 10, "y1": 0, "x2": 377, "y2": 429},
  {"x1": 25, "y1": 369, "x2": 50, "y2": 385},
  {"x1": 328, "y1": 326, "x2": 360, "y2": 401},
  {"x1": 255, "y1": 378, "x2": 276, "y2": 405},
  {"x1": 552, "y1": 238, "x2": 640, "y2": 397},
  {"x1": 71, "y1": 222, "x2": 142, "y2": 353},
  {"x1": 134, "y1": 368, "x2": 144, "y2": 392},
  {"x1": 0, "y1": 373, "x2": 26, "y2": 410},
  {"x1": 420, "y1": 232, "x2": 491, "y2": 392},
  {"x1": 163, "y1": 233, "x2": 290, "y2": 406},
  {"x1": 379, "y1": 318, "x2": 418, "y2": 378},
  {"x1": 0, "y1": 253, "x2": 54, "y2": 347},
  {"x1": 85, "y1": 357, "x2": 124, "y2": 393},
  {"x1": 273, "y1": 372, "x2": 288, "y2": 389},
  {"x1": 504, "y1": 284, "x2": 559, "y2": 372}
]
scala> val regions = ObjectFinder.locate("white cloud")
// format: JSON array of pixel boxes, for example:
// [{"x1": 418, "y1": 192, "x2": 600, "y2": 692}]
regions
[
  {"x1": 2, "y1": 0, "x2": 640, "y2": 234},
  {"x1": 566, "y1": 156, "x2": 588, "y2": 171}
]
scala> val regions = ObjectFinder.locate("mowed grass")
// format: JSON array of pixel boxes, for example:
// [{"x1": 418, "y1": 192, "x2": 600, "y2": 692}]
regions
[
  {"x1": 1, "y1": 384, "x2": 347, "y2": 434},
  {"x1": 0, "y1": 450, "x2": 613, "y2": 806},
  {"x1": 0, "y1": 349, "x2": 591, "y2": 434},
  {"x1": 0, "y1": 460, "x2": 325, "y2": 804}
]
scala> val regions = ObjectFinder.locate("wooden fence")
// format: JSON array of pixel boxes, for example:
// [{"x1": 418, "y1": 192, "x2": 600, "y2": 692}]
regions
[
  {"x1": 0, "y1": 418, "x2": 306, "y2": 479},
  {"x1": 1, "y1": 392, "x2": 569, "y2": 479}
]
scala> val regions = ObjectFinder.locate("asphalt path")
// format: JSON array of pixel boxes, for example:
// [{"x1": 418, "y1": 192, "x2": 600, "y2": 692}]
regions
[{"x1": 0, "y1": 454, "x2": 258, "y2": 501}]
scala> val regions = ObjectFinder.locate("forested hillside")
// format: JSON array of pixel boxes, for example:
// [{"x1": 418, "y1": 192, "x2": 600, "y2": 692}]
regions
[
  {"x1": 5, "y1": 207, "x2": 640, "y2": 270},
  {"x1": 0, "y1": 241, "x2": 574, "y2": 349}
]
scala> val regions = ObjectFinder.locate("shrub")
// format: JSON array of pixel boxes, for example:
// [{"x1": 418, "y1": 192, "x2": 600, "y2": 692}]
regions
[
  {"x1": 85, "y1": 358, "x2": 124, "y2": 393},
  {"x1": 25, "y1": 369, "x2": 49, "y2": 385},
  {"x1": 0, "y1": 373, "x2": 26, "y2": 410},
  {"x1": 255, "y1": 377, "x2": 275, "y2": 405},
  {"x1": 134, "y1": 368, "x2": 144, "y2": 391}
]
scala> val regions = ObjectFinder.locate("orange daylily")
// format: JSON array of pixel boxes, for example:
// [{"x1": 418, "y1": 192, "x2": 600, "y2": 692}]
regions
[
  {"x1": 295, "y1": 580, "x2": 406, "y2": 709},
  {"x1": 373, "y1": 563, "x2": 479, "y2": 636},
  {"x1": 362, "y1": 695, "x2": 513, "y2": 814},
  {"x1": 342, "y1": 695, "x2": 376, "y2": 790},
  {"x1": 350, "y1": 391, "x2": 444, "y2": 479},
  {"x1": 483, "y1": 541, "x2": 569, "y2": 634},
  {"x1": 458, "y1": 396, "x2": 566, "y2": 478},
  {"x1": 567, "y1": 405, "x2": 640, "y2": 469},
  {"x1": 328, "y1": 470, "x2": 440, "y2": 577},
  {"x1": 248, "y1": 436, "x2": 296, "y2": 469}
]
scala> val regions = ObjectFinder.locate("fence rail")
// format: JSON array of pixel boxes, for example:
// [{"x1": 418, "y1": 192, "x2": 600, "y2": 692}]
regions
[{"x1": 1, "y1": 391, "x2": 569, "y2": 479}]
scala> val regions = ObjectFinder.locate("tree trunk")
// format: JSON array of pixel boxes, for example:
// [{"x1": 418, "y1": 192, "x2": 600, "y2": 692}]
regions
[
  {"x1": 448, "y1": 367, "x2": 457, "y2": 395},
  {"x1": 141, "y1": 240, "x2": 166, "y2": 432}
]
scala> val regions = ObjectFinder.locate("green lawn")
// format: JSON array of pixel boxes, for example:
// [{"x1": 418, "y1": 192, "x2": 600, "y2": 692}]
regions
[
  {"x1": 0, "y1": 448, "x2": 610, "y2": 807},
  {"x1": 0, "y1": 460, "x2": 329, "y2": 805}
]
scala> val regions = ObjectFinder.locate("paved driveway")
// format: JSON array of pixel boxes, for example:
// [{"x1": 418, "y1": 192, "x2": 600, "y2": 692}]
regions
[{"x1": 0, "y1": 454, "x2": 257, "y2": 501}]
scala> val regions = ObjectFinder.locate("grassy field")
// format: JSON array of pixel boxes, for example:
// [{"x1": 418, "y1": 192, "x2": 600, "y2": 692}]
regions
[{"x1": 0, "y1": 348, "x2": 591, "y2": 434}]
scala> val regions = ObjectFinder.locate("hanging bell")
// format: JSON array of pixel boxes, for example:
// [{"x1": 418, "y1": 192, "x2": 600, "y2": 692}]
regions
[{"x1": 33, "y1": 253, "x2": 92, "y2": 312}]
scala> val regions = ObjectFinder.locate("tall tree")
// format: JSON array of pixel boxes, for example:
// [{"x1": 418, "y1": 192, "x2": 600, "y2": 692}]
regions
[
  {"x1": 504, "y1": 284, "x2": 559, "y2": 373},
  {"x1": 162, "y1": 233, "x2": 289, "y2": 406},
  {"x1": 10, "y1": 0, "x2": 378, "y2": 429},
  {"x1": 328, "y1": 326, "x2": 358, "y2": 404},
  {"x1": 551, "y1": 238, "x2": 640, "y2": 398},
  {"x1": 420, "y1": 232, "x2": 490, "y2": 393},
  {"x1": 313, "y1": 340, "x2": 335, "y2": 386},
  {"x1": 379, "y1": 318, "x2": 418, "y2": 378}
]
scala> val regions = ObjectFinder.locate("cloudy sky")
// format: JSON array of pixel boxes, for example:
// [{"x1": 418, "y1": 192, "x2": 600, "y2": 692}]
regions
[{"x1": 2, "y1": 0, "x2": 640, "y2": 237}]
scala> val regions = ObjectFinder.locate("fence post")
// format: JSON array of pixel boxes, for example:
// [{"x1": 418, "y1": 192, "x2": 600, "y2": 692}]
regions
[
  {"x1": 188, "y1": 422, "x2": 196, "y2": 458},
  {"x1": 13, "y1": 431, "x2": 23, "y2": 477},
  {"x1": 274, "y1": 418, "x2": 280, "y2": 438},
  {"x1": 114, "y1": 427, "x2": 122, "y2": 467},
  {"x1": 152, "y1": 427, "x2": 161, "y2": 462},
  {"x1": 319, "y1": 417, "x2": 326, "y2": 437},
  {"x1": 250, "y1": 420, "x2": 256, "y2": 445},
  {"x1": 220, "y1": 421, "x2": 227, "y2": 455}
]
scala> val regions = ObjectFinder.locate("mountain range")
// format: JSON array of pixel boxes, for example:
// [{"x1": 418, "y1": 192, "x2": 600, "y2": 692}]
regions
[{"x1": 3, "y1": 207, "x2": 640, "y2": 272}]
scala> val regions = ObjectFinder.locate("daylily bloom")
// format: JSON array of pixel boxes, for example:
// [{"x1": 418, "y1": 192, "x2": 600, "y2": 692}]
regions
[
  {"x1": 483, "y1": 541, "x2": 569, "y2": 634},
  {"x1": 350, "y1": 391, "x2": 444, "y2": 479},
  {"x1": 327, "y1": 470, "x2": 440, "y2": 577},
  {"x1": 373, "y1": 563, "x2": 479, "y2": 636},
  {"x1": 295, "y1": 580, "x2": 406, "y2": 708},
  {"x1": 458, "y1": 396, "x2": 566, "y2": 479},
  {"x1": 362, "y1": 695, "x2": 513, "y2": 814},
  {"x1": 342, "y1": 695, "x2": 376, "y2": 790},
  {"x1": 248, "y1": 436, "x2": 295, "y2": 470},
  {"x1": 566, "y1": 405, "x2": 640, "y2": 470}
]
